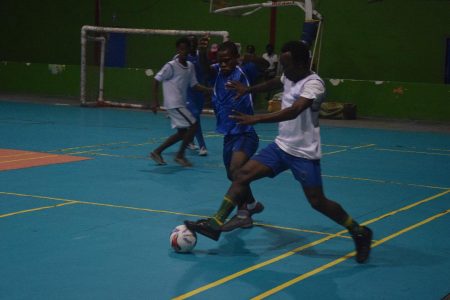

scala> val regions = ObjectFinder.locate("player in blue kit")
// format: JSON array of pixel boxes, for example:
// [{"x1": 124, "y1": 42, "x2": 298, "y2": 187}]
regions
[
  {"x1": 185, "y1": 35, "x2": 208, "y2": 156},
  {"x1": 200, "y1": 40, "x2": 269, "y2": 229},
  {"x1": 186, "y1": 41, "x2": 373, "y2": 263}
]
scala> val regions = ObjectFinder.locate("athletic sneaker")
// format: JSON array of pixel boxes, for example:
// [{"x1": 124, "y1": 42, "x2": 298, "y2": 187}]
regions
[
  {"x1": 174, "y1": 157, "x2": 193, "y2": 167},
  {"x1": 198, "y1": 146, "x2": 208, "y2": 156},
  {"x1": 187, "y1": 143, "x2": 199, "y2": 150},
  {"x1": 184, "y1": 219, "x2": 221, "y2": 241},
  {"x1": 221, "y1": 202, "x2": 265, "y2": 232},
  {"x1": 351, "y1": 226, "x2": 373, "y2": 263},
  {"x1": 150, "y1": 152, "x2": 166, "y2": 165}
]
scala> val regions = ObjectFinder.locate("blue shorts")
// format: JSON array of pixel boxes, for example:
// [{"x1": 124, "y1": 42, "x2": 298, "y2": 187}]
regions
[
  {"x1": 223, "y1": 131, "x2": 259, "y2": 169},
  {"x1": 252, "y1": 142, "x2": 323, "y2": 188}
]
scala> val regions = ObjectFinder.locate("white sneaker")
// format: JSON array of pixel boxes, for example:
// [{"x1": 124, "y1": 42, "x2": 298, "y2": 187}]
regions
[
  {"x1": 187, "y1": 143, "x2": 199, "y2": 150},
  {"x1": 198, "y1": 146, "x2": 208, "y2": 156}
]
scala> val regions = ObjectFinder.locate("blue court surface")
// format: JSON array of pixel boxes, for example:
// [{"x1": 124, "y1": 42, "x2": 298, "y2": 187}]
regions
[{"x1": 1, "y1": 100, "x2": 449, "y2": 300}]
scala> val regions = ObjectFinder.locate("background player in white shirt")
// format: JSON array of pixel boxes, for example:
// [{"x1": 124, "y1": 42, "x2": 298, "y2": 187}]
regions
[{"x1": 150, "y1": 37, "x2": 211, "y2": 167}]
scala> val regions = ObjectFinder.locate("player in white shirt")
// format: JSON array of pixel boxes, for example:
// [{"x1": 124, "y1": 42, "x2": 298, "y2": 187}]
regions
[
  {"x1": 262, "y1": 43, "x2": 279, "y2": 78},
  {"x1": 150, "y1": 37, "x2": 211, "y2": 167},
  {"x1": 262, "y1": 44, "x2": 279, "y2": 100},
  {"x1": 185, "y1": 41, "x2": 373, "y2": 264}
]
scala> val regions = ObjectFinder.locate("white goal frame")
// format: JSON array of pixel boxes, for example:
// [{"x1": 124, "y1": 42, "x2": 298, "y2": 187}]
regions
[{"x1": 80, "y1": 25, "x2": 229, "y2": 107}]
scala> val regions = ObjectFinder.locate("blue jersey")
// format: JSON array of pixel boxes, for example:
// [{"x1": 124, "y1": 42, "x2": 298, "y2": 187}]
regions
[
  {"x1": 240, "y1": 61, "x2": 260, "y2": 85},
  {"x1": 186, "y1": 53, "x2": 206, "y2": 116},
  {"x1": 211, "y1": 63, "x2": 256, "y2": 135}
]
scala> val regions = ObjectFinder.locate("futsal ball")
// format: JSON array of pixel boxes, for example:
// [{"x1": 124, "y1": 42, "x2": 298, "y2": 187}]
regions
[{"x1": 170, "y1": 224, "x2": 197, "y2": 253}]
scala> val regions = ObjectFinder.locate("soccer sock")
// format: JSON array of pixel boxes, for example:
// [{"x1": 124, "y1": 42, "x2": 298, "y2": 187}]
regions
[
  {"x1": 236, "y1": 201, "x2": 257, "y2": 217},
  {"x1": 343, "y1": 216, "x2": 363, "y2": 235},
  {"x1": 209, "y1": 196, "x2": 237, "y2": 228}
]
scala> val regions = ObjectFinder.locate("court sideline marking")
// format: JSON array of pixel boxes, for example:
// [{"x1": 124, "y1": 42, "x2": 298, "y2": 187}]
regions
[
  {"x1": 252, "y1": 208, "x2": 450, "y2": 299},
  {"x1": 0, "y1": 192, "x2": 348, "y2": 238},
  {"x1": 0, "y1": 201, "x2": 78, "y2": 218},
  {"x1": 172, "y1": 189, "x2": 450, "y2": 299},
  {"x1": 0, "y1": 189, "x2": 448, "y2": 299}
]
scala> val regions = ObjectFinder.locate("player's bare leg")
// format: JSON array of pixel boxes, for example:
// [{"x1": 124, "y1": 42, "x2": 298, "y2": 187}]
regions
[
  {"x1": 185, "y1": 160, "x2": 270, "y2": 240},
  {"x1": 303, "y1": 187, "x2": 373, "y2": 263},
  {"x1": 174, "y1": 123, "x2": 198, "y2": 167},
  {"x1": 150, "y1": 130, "x2": 184, "y2": 165}
]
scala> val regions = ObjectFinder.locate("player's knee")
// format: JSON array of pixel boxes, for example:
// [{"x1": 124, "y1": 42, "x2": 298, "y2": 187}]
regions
[
  {"x1": 309, "y1": 197, "x2": 325, "y2": 211},
  {"x1": 305, "y1": 189, "x2": 327, "y2": 211},
  {"x1": 228, "y1": 167, "x2": 239, "y2": 181}
]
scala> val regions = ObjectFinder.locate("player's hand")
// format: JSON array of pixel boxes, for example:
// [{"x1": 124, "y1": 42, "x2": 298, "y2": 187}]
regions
[
  {"x1": 151, "y1": 102, "x2": 159, "y2": 114},
  {"x1": 226, "y1": 80, "x2": 249, "y2": 99},
  {"x1": 229, "y1": 110, "x2": 256, "y2": 125},
  {"x1": 198, "y1": 34, "x2": 210, "y2": 51},
  {"x1": 204, "y1": 87, "x2": 213, "y2": 96}
]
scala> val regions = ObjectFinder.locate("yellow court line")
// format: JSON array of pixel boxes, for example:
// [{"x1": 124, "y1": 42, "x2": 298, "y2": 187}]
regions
[
  {"x1": 376, "y1": 148, "x2": 450, "y2": 156},
  {"x1": 252, "y1": 208, "x2": 450, "y2": 299},
  {"x1": 0, "y1": 192, "x2": 349, "y2": 240},
  {"x1": 323, "y1": 144, "x2": 375, "y2": 156},
  {"x1": 49, "y1": 141, "x2": 130, "y2": 153},
  {"x1": 89, "y1": 153, "x2": 147, "y2": 159},
  {"x1": 254, "y1": 222, "x2": 353, "y2": 240},
  {"x1": 0, "y1": 201, "x2": 78, "y2": 218},
  {"x1": 430, "y1": 148, "x2": 450, "y2": 152},
  {"x1": 172, "y1": 189, "x2": 450, "y2": 300},
  {"x1": 0, "y1": 192, "x2": 208, "y2": 219},
  {"x1": 323, "y1": 174, "x2": 449, "y2": 190},
  {"x1": 63, "y1": 149, "x2": 104, "y2": 155}
]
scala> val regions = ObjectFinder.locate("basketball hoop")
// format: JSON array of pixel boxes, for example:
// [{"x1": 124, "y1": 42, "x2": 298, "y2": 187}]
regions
[
  {"x1": 210, "y1": 1, "x2": 322, "y2": 20},
  {"x1": 208, "y1": 0, "x2": 323, "y2": 72}
]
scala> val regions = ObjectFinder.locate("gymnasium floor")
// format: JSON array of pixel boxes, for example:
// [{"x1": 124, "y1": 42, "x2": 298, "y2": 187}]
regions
[{"x1": 1, "y1": 99, "x2": 449, "y2": 300}]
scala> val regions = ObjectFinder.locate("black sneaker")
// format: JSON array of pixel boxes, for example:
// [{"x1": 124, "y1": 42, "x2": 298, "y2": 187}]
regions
[
  {"x1": 222, "y1": 202, "x2": 265, "y2": 232},
  {"x1": 352, "y1": 226, "x2": 373, "y2": 263},
  {"x1": 184, "y1": 219, "x2": 221, "y2": 241}
]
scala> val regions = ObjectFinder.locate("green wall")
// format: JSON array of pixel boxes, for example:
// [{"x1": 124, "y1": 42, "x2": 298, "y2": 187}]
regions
[{"x1": 0, "y1": 0, "x2": 449, "y2": 121}]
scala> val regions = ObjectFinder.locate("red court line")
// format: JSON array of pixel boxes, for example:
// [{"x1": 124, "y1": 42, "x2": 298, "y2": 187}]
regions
[{"x1": 0, "y1": 149, "x2": 91, "y2": 171}]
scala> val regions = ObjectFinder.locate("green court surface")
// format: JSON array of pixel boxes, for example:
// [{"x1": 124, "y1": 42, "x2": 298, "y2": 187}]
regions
[{"x1": 1, "y1": 100, "x2": 449, "y2": 300}]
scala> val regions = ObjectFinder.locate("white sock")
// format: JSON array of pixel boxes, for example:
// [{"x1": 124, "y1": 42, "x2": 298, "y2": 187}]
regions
[
  {"x1": 237, "y1": 210, "x2": 250, "y2": 218},
  {"x1": 246, "y1": 201, "x2": 257, "y2": 210}
]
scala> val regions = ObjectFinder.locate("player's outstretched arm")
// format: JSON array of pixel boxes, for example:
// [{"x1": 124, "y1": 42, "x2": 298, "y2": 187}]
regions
[
  {"x1": 230, "y1": 96, "x2": 313, "y2": 125},
  {"x1": 151, "y1": 79, "x2": 161, "y2": 114},
  {"x1": 193, "y1": 84, "x2": 213, "y2": 95},
  {"x1": 227, "y1": 76, "x2": 282, "y2": 99}
]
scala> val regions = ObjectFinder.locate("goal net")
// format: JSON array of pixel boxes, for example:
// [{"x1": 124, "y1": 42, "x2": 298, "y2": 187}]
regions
[{"x1": 80, "y1": 26, "x2": 229, "y2": 108}]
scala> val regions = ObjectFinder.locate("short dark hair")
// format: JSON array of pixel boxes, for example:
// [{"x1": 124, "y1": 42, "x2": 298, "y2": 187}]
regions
[
  {"x1": 246, "y1": 44, "x2": 255, "y2": 54},
  {"x1": 281, "y1": 41, "x2": 310, "y2": 66},
  {"x1": 218, "y1": 41, "x2": 239, "y2": 57},
  {"x1": 176, "y1": 37, "x2": 190, "y2": 48}
]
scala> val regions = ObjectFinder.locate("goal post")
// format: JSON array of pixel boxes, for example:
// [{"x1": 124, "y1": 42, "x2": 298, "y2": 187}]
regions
[{"x1": 80, "y1": 25, "x2": 229, "y2": 108}]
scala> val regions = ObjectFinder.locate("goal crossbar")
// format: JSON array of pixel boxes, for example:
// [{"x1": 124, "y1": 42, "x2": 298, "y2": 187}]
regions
[{"x1": 80, "y1": 25, "x2": 230, "y2": 106}]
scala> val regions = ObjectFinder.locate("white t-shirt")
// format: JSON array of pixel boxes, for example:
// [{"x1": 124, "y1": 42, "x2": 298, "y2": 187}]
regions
[
  {"x1": 262, "y1": 53, "x2": 279, "y2": 71},
  {"x1": 275, "y1": 73, "x2": 325, "y2": 160},
  {"x1": 154, "y1": 59, "x2": 198, "y2": 109}
]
